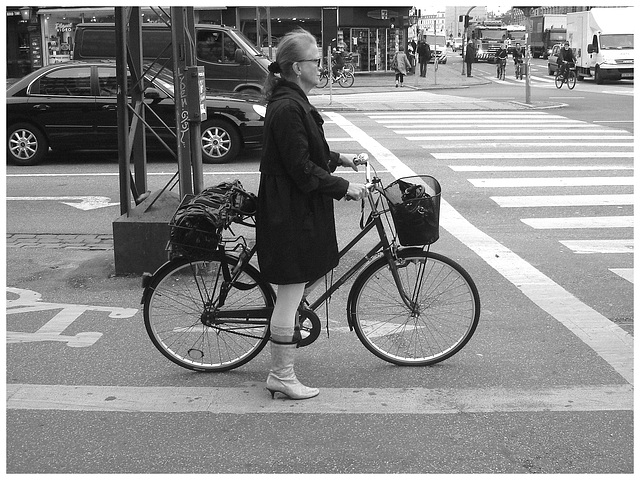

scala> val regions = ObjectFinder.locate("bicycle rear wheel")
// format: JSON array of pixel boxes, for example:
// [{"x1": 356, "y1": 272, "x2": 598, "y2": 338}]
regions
[
  {"x1": 567, "y1": 70, "x2": 576, "y2": 90},
  {"x1": 338, "y1": 72, "x2": 354, "y2": 87},
  {"x1": 347, "y1": 250, "x2": 480, "y2": 366},
  {"x1": 143, "y1": 255, "x2": 274, "y2": 372}
]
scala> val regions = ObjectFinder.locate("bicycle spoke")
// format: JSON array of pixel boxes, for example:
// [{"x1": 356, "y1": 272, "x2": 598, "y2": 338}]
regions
[{"x1": 144, "y1": 257, "x2": 272, "y2": 371}]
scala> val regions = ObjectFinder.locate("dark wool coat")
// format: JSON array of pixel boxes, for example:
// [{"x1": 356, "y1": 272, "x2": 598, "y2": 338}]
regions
[{"x1": 256, "y1": 80, "x2": 349, "y2": 284}]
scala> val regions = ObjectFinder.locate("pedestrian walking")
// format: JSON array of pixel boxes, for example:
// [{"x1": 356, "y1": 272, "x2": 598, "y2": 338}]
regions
[
  {"x1": 391, "y1": 46, "x2": 412, "y2": 87},
  {"x1": 258, "y1": 28, "x2": 368, "y2": 400},
  {"x1": 417, "y1": 40, "x2": 431, "y2": 77},
  {"x1": 464, "y1": 40, "x2": 476, "y2": 77}
]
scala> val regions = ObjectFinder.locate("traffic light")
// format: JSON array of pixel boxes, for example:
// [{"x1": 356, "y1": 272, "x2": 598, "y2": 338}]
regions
[{"x1": 459, "y1": 14, "x2": 471, "y2": 27}]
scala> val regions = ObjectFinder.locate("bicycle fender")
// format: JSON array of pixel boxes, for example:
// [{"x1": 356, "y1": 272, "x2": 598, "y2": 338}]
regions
[{"x1": 345, "y1": 247, "x2": 427, "y2": 330}]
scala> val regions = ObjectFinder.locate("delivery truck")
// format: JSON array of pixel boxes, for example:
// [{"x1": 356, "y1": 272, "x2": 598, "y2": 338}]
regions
[
  {"x1": 566, "y1": 7, "x2": 634, "y2": 84},
  {"x1": 530, "y1": 14, "x2": 566, "y2": 58}
]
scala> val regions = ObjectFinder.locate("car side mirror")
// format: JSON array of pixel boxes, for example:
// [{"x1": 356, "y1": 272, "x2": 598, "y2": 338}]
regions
[
  {"x1": 234, "y1": 48, "x2": 248, "y2": 64},
  {"x1": 587, "y1": 44, "x2": 596, "y2": 54},
  {"x1": 144, "y1": 88, "x2": 161, "y2": 99}
]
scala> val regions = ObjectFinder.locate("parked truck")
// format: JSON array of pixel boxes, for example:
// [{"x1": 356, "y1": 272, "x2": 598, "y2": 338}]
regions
[
  {"x1": 567, "y1": 7, "x2": 634, "y2": 84},
  {"x1": 530, "y1": 14, "x2": 566, "y2": 58}
]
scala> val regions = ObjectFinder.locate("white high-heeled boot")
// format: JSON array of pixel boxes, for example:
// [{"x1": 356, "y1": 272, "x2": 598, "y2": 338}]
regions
[{"x1": 266, "y1": 340, "x2": 319, "y2": 400}]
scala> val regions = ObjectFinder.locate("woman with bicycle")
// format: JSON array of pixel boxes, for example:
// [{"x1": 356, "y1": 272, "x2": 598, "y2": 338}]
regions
[{"x1": 259, "y1": 28, "x2": 368, "y2": 400}]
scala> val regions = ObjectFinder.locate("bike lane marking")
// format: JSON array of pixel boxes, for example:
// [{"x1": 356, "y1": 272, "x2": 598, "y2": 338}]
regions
[
  {"x1": 6, "y1": 383, "x2": 633, "y2": 414},
  {"x1": 325, "y1": 111, "x2": 634, "y2": 386}
]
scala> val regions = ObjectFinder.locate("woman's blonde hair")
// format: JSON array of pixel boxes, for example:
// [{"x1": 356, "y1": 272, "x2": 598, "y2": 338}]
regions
[{"x1": 263, "y1": 27, "x2": 318, "y2": 100}]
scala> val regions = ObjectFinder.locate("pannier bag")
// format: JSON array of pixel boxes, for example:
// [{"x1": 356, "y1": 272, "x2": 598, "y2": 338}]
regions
[
  {"x1": 169, "y1": 180, "x2": 257, "y2": 259},
  {"x1": 383, "y1": 176, "x2": 441, "y2": 246}
]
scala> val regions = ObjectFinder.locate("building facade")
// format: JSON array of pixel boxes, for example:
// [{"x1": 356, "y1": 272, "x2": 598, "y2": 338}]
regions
[{"x1": 6, "y1": 6, "x2": 412, "y2": 77}]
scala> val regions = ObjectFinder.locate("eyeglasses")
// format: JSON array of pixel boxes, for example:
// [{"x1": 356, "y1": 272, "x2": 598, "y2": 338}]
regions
[{"x1": 297, "y1": 58, "x2": 322, "y2": 67}]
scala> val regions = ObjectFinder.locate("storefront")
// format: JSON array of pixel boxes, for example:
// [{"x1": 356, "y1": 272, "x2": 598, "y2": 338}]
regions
[
  {"x1": 6, "y1": 6, "x2": 411, "y2": 77},
  {"x1": 336, "y1": 7, "x2": 412, "y2": 72}
]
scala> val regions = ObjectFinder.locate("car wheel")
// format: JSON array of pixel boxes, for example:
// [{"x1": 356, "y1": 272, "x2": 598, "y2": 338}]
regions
[
  {"x1": 7, "y1": 123, "x2": 48, "y2": 166},
  {"x1": 200, "y1": 119, "x2": 241, "y2": 164}
]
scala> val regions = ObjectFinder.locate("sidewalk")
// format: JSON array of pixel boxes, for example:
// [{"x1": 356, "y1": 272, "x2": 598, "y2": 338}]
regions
[{"x1": 309, "y1": 60, "x2": 564, "y2": 111}]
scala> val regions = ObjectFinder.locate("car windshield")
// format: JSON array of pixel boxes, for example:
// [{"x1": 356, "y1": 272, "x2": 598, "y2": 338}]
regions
[{"x1": 600, "y1": 34, "x2": 634, "y2": 50}]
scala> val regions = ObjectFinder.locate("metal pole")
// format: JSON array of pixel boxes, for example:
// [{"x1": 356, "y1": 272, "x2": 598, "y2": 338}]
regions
[
  {"x1": 115, "y1": 7, "x2": 131, "y2": 215},
  {"x1": 170, "y1": 7, "x2": 193, "y2": 198}
]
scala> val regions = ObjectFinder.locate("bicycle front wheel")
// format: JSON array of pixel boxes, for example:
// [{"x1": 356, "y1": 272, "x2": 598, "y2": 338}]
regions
[
  {"x1": 554, "y1": 73, "x2": 563, "y2": 89},
  {"x1": 347, "y1": 250, "x2": 480, "y2": 366},
  {"x1": 567, "y1": 70, "x2": 576, "y2": 89},
  {"x1": 338, "y1": 73, "x2": 354, "y2": 88},
  {"x1": 143, "y1": 255, "x2": 274, "y2": 372}
]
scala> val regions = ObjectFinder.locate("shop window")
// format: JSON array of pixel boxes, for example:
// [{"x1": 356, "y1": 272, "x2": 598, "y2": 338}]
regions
[{"x1": 38, "y1": 66, "x2": 92, "y2": 96}]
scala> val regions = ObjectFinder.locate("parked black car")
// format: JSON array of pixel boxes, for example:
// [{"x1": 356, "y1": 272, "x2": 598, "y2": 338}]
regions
[{"x1": 6, "y1": 61, "x2": 266, "y2": 166}]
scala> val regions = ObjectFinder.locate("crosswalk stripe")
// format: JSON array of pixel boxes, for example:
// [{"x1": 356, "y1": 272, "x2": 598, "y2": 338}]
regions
[
  {"x1": 5, "y1": 383, "x2": 633, "y2": 414},
  {"x1": 453, "y1": 166, "x2": 633, "y2": 172},
  {"x1": 434, "y1": 152, "x2": 633, "y2": 159},
  {"x1": 560, "y1": 239, "x2": 634, "y2": 254},
  {"x1": 368, "y1": 111, "x2": 552, "y2": 117},
  {"x1": 408, "y1": 135, "x2": 630, "y2": 141},
  {"x1": 521, "y1": 216, "x2": 633, "y2": 229},
  {"x1": 491, "y1": 194, "x2": 634, "y2": 207},
  {"x1": 425, "y1": 143, "x2": 633, "y2": 149},
  {"x1": 396, "y1": 128, "x2": 622, "y2": 135},
  {"x1": 376, "y1": 119, "x2": 590, "y2": 124},
  {"x1": 610, "y1": 268, "x2": 634, "y2": 282},
  {"x1": 470, "y1": 177, "x2": 634, "y2": 187}
]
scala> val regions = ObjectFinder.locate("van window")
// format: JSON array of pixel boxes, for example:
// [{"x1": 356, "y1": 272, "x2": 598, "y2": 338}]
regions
[{"x1": 197, "y1": 30, "x2": 241, "y2": 64}]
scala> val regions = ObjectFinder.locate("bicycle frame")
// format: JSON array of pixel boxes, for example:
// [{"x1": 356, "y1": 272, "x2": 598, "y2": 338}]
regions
[{"x1": 207, "y1": 184, "x2": 419, "y2": 330}]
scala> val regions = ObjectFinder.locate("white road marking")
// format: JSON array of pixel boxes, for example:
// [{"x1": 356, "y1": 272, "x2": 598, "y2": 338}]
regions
[
  {"x1": 434, "y1": 152, "x2": 633, "y2": 159},
  {"x1": 325, "y1": 111, "x2": 634, "y2": 385},
  {"x1": 6, "y1": 383, "x2": 633, "y2": 414},
  {"x1": 470, "y1": 177, "x2": 634, "y2": 187},
  {"x1": 453, "y1": 166, "x2": 633, "y2": 172},
  {"x1": 491, "y1": 194, "x2": 634, "y2": 207},
  {"x1": 560, "y1": 240, "x2": 634, "y2": 254},
  {"x1": 522, "y1": 216, "x2": 633, "y2": 229},
  {"x1": 610, "y1": 268, "x2": 634, "y2": 282}
]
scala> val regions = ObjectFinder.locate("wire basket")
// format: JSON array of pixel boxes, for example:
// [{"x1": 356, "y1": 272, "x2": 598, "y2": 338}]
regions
[
  {"x1": 168, "y1": 194, "x2": 221, "y2": 260},
  {"x1": 167, "y1": 181, "x2": 257, "y2": 261},
  {"x1": 383, "y1": 175, "x2": 441, "y2": 246}
]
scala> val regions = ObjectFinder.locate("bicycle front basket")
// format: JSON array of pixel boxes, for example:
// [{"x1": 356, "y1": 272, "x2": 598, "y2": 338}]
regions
[{"x1": 384, "y1": 175, "x2": 441, "y2": 246}]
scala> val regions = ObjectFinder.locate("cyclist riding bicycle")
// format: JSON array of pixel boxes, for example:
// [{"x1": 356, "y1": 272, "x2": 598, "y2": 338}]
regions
[
  {"x1": 557, "y1": 41, "x2": 576, "y2": 79},
  {"x1": 512, "y1": 43, "x2": 524, "y2": 78},
  {"x1": 512, "y1": 43, "x2": 523, "y2": 66},
  {"x1": 331, "y1": 47, "x2": 345, "y2": 80},
  {"x1": 494, "y1": 44, "x2": 508, "y2": 78}
]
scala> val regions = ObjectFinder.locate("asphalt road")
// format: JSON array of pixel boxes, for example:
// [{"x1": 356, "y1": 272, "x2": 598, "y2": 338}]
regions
[{"x1": 5, "y1": 58, "x2": 634, "y2": 474}]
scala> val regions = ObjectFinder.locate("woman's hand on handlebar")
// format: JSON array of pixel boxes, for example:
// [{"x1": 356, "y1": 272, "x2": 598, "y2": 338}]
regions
[
  {"x1": 339, "y1": 152, "x2": 369, "y2": 172},
  {"x1": 345, "y1": 182, "x2": 368, "y2": 201}
]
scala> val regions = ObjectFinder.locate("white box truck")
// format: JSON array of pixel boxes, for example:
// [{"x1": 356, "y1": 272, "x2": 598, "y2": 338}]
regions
[{"x1": 566, "y1": 7, "x2": 634, "y2": 84}]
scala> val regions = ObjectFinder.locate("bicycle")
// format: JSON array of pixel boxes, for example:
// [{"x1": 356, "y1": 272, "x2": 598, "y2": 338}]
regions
[
  {"x1": 141, "y1": 157, "x2": 481, "y2": 372},
  {"x1": 496, "y1": 58, "x2": 507, "y2": 80},
  {"x1": 514, "y1": 59, "x2": 523, "y2": 80},
  {"x1": 317, "y1": 66, "x2": 355, "y2": 88},
  {"x1": 555, "y1": 61, "x2": 576, "y2": 90}
]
